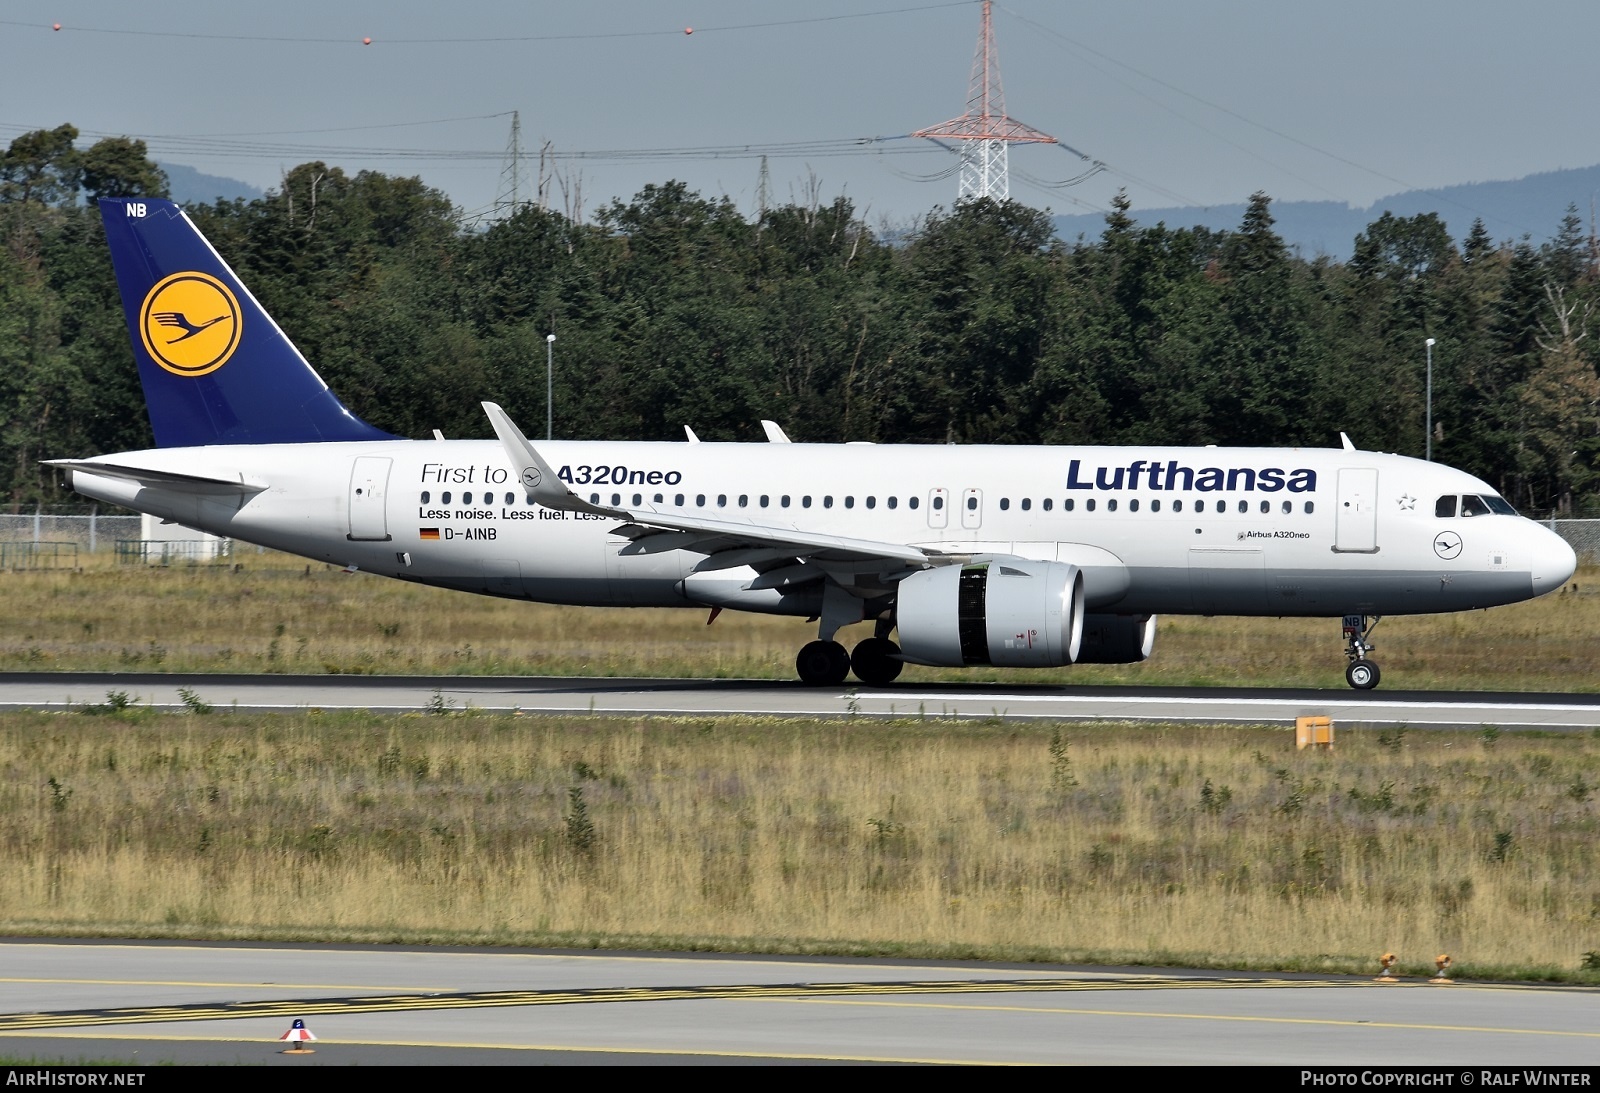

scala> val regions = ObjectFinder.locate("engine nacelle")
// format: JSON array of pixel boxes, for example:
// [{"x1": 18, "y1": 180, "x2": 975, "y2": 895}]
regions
[
  {"x1": 896, "y1": 560, "x2": 1084, "y2": 668},
  {"x1": 1075, "y1": 614, "x2": 1157, "y2": 664}
]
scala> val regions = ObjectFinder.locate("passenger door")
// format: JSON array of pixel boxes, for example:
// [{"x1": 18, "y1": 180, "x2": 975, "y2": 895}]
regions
[
  {"x1": 1334, "y1": 468, "x2": 1379, "y2": 553},
  {"x1": 347, "y1": 456, "x2": 392, "y2": 541}
]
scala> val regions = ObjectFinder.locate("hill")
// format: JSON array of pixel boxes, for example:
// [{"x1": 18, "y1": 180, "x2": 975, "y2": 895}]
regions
[
  {"x1": 1053, "y1": 164, "x2": 1600, "y2": 258},
  {"x1": 159, "y1": 163, "x2": 263, "y2": 205}
]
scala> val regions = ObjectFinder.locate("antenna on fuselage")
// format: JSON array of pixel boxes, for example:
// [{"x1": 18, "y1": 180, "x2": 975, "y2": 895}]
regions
[
  {"x1": 684, "y1": 426, "x2": 701, "y2": 443},
  {"x1": 1339, "y1": 432, "x2": 1357, "y2": 451}
]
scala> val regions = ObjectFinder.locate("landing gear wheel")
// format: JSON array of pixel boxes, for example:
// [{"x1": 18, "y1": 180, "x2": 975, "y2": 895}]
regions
[
  {"x1": 850, "y1": 637, "x2": 903, "y2": 686},
  {"x1": 796, "y1": 640, "x2": 850, "y2": 686},
  {"x1": 1346, "y1": 659, "x2": 1381, "y2": 690}
]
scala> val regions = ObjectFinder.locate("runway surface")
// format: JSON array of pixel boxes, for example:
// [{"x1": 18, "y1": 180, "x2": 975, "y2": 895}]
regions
[
  {"x1": 2, "y1": 941, "x2": 1597, "y2": 1066},
  {"x1": 1, "y1": 671, "x2": 1598, "y2": 728}
]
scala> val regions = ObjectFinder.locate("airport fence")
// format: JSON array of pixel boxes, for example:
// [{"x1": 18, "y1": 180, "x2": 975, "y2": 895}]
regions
[{"x1": 1552, "y1": 518, "x2": 1600, "y2": 565}]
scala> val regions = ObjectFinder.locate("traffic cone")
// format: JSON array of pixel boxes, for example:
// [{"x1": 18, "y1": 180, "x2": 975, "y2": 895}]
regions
[
  {"x1": 279, "y1": 1018, "x2": 317, "y2": 1054},
  {"x1": 1429, "y1": 954, "x2": 1454, "y2": 984},
  {"x1": 1374, "y1": 952, "x2": 1399, "y2": 982}
]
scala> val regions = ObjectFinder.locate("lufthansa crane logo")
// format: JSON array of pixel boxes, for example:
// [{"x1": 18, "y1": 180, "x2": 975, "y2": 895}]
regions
[
  {"x1": 139, "y1": 272, "x2": 242, "y2": 377},
  {"x1": 1433, "y1": 530, "x2": 1463, "y2": 560}
]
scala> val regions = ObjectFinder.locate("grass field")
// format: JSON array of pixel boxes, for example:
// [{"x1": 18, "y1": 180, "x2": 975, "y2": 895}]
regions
[
  {"x1": 2, "y1": 708, "x2": 1597, "y2": 982},
  {"x1": 0, "y1": 554, "x2": 1595, "y2": 690},
  {"x1": 1, "y1": 556, "x2": 1596, "y2": 981}
]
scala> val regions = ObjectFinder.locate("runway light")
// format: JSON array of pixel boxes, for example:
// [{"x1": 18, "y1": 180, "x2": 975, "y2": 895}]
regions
[
  {"x1": 1374, "y1": 952, "x2": 1399, "y2": 982},
  {"x1": 279, "y1": 1018, "x2": 317, "y2": 1054},
  {"x1": 684, "y1": 27, "x2": 693, "y2": 34},
  {"x1": 362, "y1": 37, "x2": 372, "y2": 45},
  {"x1": 52, "y1": 23, "x2": 61, "y2": 31}
]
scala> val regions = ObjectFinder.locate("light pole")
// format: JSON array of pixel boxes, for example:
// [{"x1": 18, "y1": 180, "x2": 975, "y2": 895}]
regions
[
  {"x1": 1424, "y1": 337, "x2": 1436, "y2": 461},
  {"x1": 545, "y1": 333, "x2": 556, "y2": 440}
]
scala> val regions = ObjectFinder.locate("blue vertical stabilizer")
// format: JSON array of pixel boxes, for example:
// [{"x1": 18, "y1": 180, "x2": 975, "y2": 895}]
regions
[{"x1": 98, "y1": 197, "x2": 396, "y2": 447}]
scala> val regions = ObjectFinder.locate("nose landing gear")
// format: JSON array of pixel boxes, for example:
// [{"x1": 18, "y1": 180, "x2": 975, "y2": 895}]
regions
[{"x1": 1342, "y1": 614, "x2": 1382, "y2": 689}]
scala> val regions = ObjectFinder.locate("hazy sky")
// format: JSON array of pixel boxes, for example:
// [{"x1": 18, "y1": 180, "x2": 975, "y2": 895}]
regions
[{"x1": 4, "y1": 1, "x2": 1596, "y2": 227}]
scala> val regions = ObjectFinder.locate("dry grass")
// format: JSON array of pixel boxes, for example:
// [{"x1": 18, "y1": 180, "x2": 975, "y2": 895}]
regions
[
  {"x1": 3, "y1": 709, "x2": 1597, "y2": 980},
  {"x1": 0, "y1": 555, "x2": 1596, "y2": 690}
]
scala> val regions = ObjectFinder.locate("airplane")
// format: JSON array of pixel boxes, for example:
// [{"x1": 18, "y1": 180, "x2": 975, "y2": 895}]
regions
[{"x1": 49, "y1": 197, "x2": 1578, "y2": 690}]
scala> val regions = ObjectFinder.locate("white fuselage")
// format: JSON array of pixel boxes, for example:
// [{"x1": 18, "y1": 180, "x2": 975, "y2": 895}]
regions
[{"x1": 69, "y1": 439, "x2": 1574, "y2": 619}]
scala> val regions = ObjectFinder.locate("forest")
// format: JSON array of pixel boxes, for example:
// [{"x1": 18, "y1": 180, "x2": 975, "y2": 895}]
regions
[{"x1": 3, "y1": 123, "x2": 1598, "y2": 515}]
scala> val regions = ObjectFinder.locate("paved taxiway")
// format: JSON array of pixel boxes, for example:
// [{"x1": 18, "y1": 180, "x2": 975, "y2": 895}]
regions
[
  {"x1": 2, "y1": 941, "x2": 1597, "y2": 1065},
  {"x1": 0, "y1": 671, "x2": 1597, "y2": 728}
]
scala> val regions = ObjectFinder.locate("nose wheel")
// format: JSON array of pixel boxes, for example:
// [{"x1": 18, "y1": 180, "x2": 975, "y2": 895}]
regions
[{"x1": 1342, "y1": 614, "x2": 1382, "y2": 690}]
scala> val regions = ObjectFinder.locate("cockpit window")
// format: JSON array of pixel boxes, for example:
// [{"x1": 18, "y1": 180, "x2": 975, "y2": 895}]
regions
[
  {"x1": 1484, "y1": 495, "x2": 1518, "y2": 516},
  {"x1": 1460, "y1": 494, "x2": 1491, "y2": 518},
  {"x1": 1435, "y1": 495, "x2": 1457, "y2": 518}
]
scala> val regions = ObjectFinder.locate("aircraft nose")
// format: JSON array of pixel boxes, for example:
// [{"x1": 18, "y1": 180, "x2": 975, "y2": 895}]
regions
[{"x1": 1529, "y1": 526, "x2": 1577, "y2": 596}]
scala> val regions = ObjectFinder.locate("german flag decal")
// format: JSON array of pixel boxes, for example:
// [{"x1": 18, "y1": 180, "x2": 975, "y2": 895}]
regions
[{"x1": 419, "y1": 528, "x2": 440, "y2": 540}]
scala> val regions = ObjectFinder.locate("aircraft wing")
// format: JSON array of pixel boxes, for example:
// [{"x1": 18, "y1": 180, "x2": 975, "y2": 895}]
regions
[
  {"x1": 43, "y1": 459, "x2": 268, "y2": 495},
  {"x1": 482, "y1": 402, "x2": 947, "y2": 573}
]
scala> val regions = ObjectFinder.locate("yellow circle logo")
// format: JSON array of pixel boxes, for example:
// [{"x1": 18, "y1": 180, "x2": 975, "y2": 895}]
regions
[{"x1": 139, "y1": 272, "x2": 242, "y2": 376}]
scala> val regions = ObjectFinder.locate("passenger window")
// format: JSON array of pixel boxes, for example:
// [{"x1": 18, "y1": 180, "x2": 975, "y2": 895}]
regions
[
  {"x1": 696, "y1": 494, "x2": 706, "y2": 507},
  {"x1": 1108, "y1": 499, "x2": 1119, "y2": 512},
  {"x1": 781, "y1": 495, "x2": 791, "y2": 508},
  {"x1": 1260, "y1": 500, "x2": 1270, "y2": 514},
  {"x1": 654, "y1": 493, "x2": 664, "y2": 504},
  {"x1": 507, "y1": 492, "x2": 516, "y2": 506},
  {"x1": 717, "y1": 494, "x2": 727, "y2": 508},
  {"x1": 1128, "y1": 499, "x2": 1139, "y2": 512},
  {"x1": 759, "y1": 495, "x2": 769, "y2": 507},
  {"x1": 421, "y1": 491, "x2": 431, "y2": 504},
  {"x1": 822, "y1": 496, "x2": 833, "y2": 509},
  {"x1": 966, "y1": 496, "x2": 977, "y2": 511},
  {"x1": 999, "y1": 498, "x2": 1010, "y2": 511},
  {"x1": 1281, "y1": 500, "x2": 1291, "y2": 515},
  {"x1": 1461, "y1": 495, "x2": 1491, "y2": 517},
  {"x1": 1065, "y1": 498, "x2": 1075, "y2": 512},
  {"x1": 675, "y1": 493, "x2": 685, "y2": 506},
  {"x1": 442, "y1": 491, "x2": 451, "y2": 504},
  {"x1": 1043, "y1": 498, "x2": 1053, "y2": 512},
  {"x1": 908, "y1": 496, "x2": 919, "y2": 510},
  {"x1": 632, "y1": 493, "x2": 641, "y2": 506},
  {"x1": 526, "y1": 494, "x2": 536, "y2": 505},
  {"x1": 866, "y1": 496, "x2": 876, "y2": 509},
  {"x1": 887, "y1": 497, "x2": 897, "y2": 510},
  {"x1": 1172, "y1": 499, "x2": 1182, "y2": 513},
  {"x1": 1305, "y1": 501, "x2": 1315, "y2": 514},
  {"x1": 803, "y1": 496, "x2": 813, "y2": 508},
  {"x1": 738, "y1": 495, "x2": 748, "y2": 507},
  {"x1": 1436, "y1": 495, "x2": 1458, "y2": 518},
  {"x1": 1021, "y1": 498, "x2": 1031, "y2": 511},
  {"x1": 463, "y1": 492, "x2": 473, "y2": 505},
  {"x1": 932, "y1": 496, "x2": 943, "y2": 510},
  {"x1": 589, "y1": 493, "x2": 600, "y2": 504},
  {"x1": 1150, "y1": 499, "x2": 1160, "y2": 513},
  {"x1": 844, "y1": 496, "x2": 854, "y2": 509},
  {"x1": 1237, "y1": 499, "x2": 1248, "y2": 514},
  {"x1": 611, "y1": 493, "x2": 621, "y2": 507}
]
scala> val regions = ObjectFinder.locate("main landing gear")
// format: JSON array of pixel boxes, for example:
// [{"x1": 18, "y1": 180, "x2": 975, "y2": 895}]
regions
[
  {"x1": 1342, "y1": 614, "x2": 1382, "y2": 690},
  {"x1": 796, "y1": 619, "x2": 904, "y2": 687}
]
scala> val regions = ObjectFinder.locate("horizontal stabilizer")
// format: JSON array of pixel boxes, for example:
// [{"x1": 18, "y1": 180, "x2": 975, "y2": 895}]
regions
[{"x1": 43, "y1": 459, "x2": 267, "y2": 495}]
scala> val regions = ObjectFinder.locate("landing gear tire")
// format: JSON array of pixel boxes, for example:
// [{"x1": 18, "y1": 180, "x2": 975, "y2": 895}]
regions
[
  {"x1": 850, "y1": 637, "x2": 903, "y2": 686},
  {"x1": 796, "y1": 640, "x2": 851, "y2": 686},
  {"x1": 1346, "y1": 659, "x2": 1381, "y2": 690}
]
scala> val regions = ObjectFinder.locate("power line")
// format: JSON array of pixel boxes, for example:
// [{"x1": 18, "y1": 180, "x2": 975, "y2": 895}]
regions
[{"x1": 0, "y1": 5, "x2": 974, "y2": 46}]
